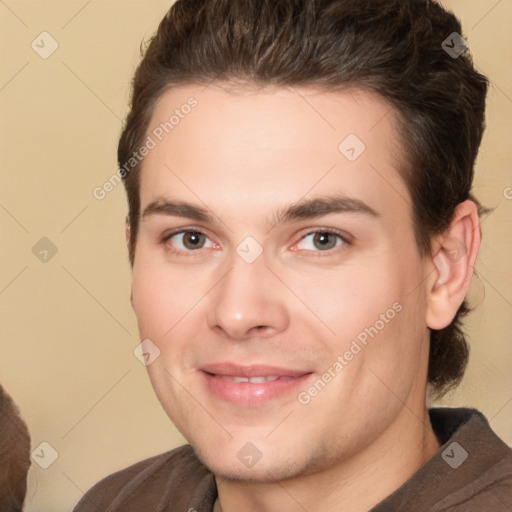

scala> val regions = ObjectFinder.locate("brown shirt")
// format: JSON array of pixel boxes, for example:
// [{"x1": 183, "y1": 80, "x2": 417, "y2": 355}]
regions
[{"x1": 73, "y1": 408, "x2": 512, "y2": 511}]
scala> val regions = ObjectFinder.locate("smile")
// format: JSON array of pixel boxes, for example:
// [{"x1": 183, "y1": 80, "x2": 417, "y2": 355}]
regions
[
  {"x1": 218, "y1": 375, "x2": 294, "y2": 383},
  {"x1": 200, "y1": 364, "x2": 313, "y2": 406}
]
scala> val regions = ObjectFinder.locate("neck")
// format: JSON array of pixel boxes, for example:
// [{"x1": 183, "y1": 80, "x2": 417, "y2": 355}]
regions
[{"x1": 214, "y1": 406, "x2": 440, "y2": 512}]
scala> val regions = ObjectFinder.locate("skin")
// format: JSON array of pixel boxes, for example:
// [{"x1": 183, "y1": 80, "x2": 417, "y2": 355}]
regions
[{"x1": 129, "y1": 84, "x2": 480, "y2": 512}]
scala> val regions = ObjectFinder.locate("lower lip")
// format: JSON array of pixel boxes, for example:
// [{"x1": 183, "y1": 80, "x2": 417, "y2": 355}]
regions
[{"x1": 201, "y1": 371, "x2": 313, "y2": 407}]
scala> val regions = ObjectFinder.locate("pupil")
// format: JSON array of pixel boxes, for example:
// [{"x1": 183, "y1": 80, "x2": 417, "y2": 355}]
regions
[
  {"x1": 184, "y1": 232, "x2": 204, "y2": 249},
  {"x1": 314, "y1": 232, "x2": 336, "y2": 250}
]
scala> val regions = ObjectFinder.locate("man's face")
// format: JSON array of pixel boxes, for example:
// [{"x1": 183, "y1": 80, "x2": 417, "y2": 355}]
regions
[{"x1": 131, "y1": 84, "x2": 433, "y2": 480}]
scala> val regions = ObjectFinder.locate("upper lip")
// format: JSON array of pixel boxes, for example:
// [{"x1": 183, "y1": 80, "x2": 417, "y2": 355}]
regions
[{"x1": 200, "y1": 363, "x2": 311, "y2": 378}]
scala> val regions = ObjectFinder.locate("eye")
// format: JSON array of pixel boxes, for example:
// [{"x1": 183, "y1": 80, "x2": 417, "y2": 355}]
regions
[
  {"x1": 295, "y1": 231, "x2": 347, "y2": 252},
  {"x1": 165, "y1": 231, "x2": 216, "y2": 251}
]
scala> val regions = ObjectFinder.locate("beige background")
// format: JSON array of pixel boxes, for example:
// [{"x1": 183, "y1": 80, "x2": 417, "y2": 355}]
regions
[{"x1": 0, "y1": 1, "x2": 510, "y2": 511}]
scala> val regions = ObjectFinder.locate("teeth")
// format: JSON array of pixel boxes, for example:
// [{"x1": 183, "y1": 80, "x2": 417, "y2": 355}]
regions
[
  {"x1": 220, "y1": 375, "x2": 282, "y2": 383},
  {"x1": 232, "y1": 377, "x2": 249, "y2": 383}
]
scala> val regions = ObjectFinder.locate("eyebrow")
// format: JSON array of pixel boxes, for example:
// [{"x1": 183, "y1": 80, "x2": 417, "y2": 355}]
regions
[
  {"x1": 273, "y1": 196, "x2": 379, "y2": 224},
  {"x1": 142, "y1": 199, "x2": 214, "y2": 222},
  {"x1": 141, "y1": 195, "x2": 379, "y2": 226}
]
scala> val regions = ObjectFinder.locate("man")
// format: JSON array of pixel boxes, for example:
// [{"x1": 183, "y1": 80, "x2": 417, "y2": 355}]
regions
[{"x1": 74, "y1": 0, "x2": 512, "y2": 510}]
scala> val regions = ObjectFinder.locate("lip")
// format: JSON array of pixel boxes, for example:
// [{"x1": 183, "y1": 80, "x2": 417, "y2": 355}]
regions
[{"x1": 199, "y1": 363, "x2": 313, "y2": 407}]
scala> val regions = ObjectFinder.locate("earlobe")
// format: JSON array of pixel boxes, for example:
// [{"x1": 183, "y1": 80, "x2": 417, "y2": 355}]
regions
[{"x1": 426, "y1": 200, "x2": 481, "y2": 330}]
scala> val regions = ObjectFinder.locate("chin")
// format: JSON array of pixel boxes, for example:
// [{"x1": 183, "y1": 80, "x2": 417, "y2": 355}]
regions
[
  {"x1": 191, "y1": 438, "x2": 324, "y2": 483},
  {"x1": 198, "y1": 455, "x2": 298, "y2": 483}
]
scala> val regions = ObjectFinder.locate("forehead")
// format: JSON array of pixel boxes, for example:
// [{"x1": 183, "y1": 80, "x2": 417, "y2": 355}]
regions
[{"x1": 139, "y1": 83, "x2": 410, "y2": 220}]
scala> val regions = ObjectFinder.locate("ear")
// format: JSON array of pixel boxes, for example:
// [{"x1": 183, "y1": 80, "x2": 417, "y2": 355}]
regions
[
  {"x1": 426, "y1": 200, "x2": 481, "y2": 330},
  {"x1": 125, "y1": 216, "x2": 135, "y2": 308},
  {"x1": 125, "y1": 215, "x2": 131, "y2": 247}
]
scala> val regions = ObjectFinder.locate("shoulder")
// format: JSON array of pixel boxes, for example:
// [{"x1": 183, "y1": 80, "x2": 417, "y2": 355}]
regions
[
  {"x1": 374, "y1": 408, "x2": 512, "y2": 511},
  {"x1": 73, "y1": 444, "x2": 216, "y2": 512},
  {"x1": 430, "y1": 407, "x2": 512, "y2": 510}
]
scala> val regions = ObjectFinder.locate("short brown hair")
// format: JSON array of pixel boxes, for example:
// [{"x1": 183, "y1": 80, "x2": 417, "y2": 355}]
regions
[{"x1": 118, "y1": 0, "x2": 488, "y2": 395}]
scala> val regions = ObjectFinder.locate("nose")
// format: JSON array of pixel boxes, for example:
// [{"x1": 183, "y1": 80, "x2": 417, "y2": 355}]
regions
[{"x1": 207, "y1": 253, "x2": 290, "y2": 341}]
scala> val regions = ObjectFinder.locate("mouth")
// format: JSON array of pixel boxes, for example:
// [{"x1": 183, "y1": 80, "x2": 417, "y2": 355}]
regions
[
  {"x1": 199, "y1": 363, "x2": 314, "y2": 407},
  {"x1": 216, "y1": 375, "x2": 295, "y2": 383}
]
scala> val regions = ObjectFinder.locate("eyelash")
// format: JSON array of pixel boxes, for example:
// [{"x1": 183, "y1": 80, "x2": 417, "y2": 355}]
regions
[{"x1": 160, "y1": 227, "x2": 351, "y2": 256}]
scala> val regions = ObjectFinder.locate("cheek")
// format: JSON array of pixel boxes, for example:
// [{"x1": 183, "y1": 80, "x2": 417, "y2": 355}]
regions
[
  {"x1": 290, "y1": 253, "x2": 426, "y2": 371},
  {"x1": 131, "y1": 265, "x2": 168, "y2": 337},
  {"x1": 287, "y1": 264, "x2": 400, "y2": 345},
  {"x1": 131, "y1": 263, "x2": 183, "y2": 344},
  {"x1": 341, "y1": 268, "x2": 429, "y2": 396},
  {"x1": 131, "y1": 247, "x2": 208, "y2": 339}
]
